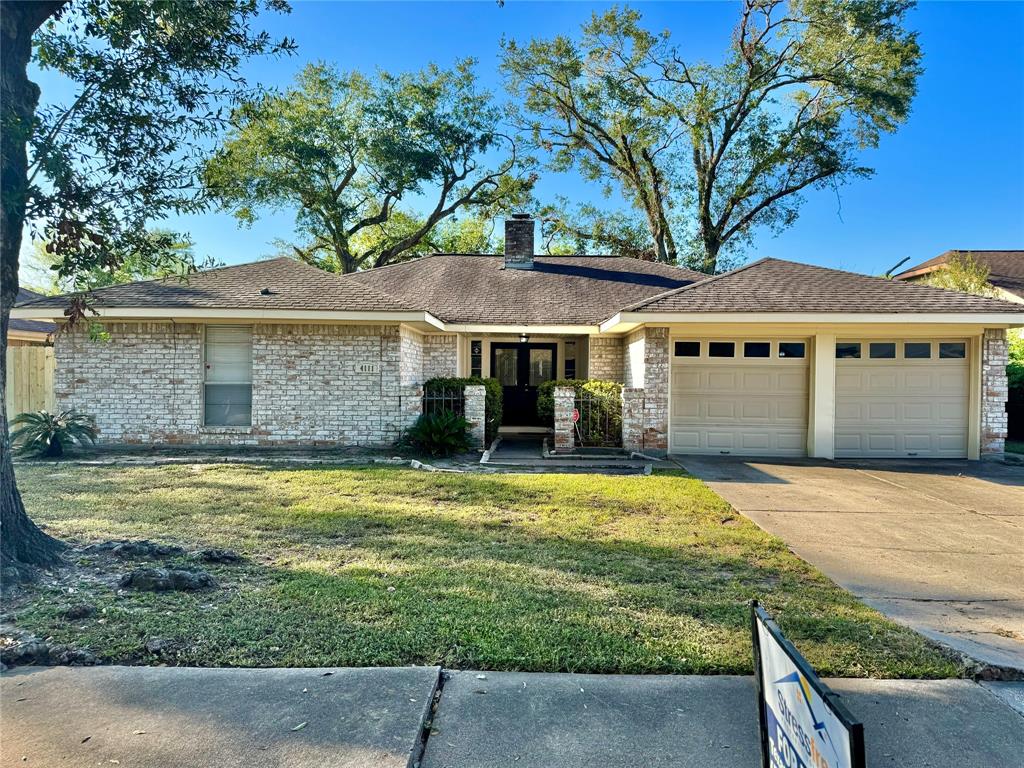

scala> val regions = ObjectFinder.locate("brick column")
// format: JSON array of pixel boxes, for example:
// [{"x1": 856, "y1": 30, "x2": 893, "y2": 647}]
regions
[
  {"x1": 621, "y1": 387, "x2": 644, "y2": 452},
  {"x1": 981, "y1": 328, "x2": 1009, "y2": 457},
  {"x1": 553, "y1": 386, "x2": 575, "y2": 452},
  {"x1": 641, "y1": 328, "x2": 669, "y2": 454},
  {"x1": 464, "y1": 384, "x2": 486, "y2": 450}
]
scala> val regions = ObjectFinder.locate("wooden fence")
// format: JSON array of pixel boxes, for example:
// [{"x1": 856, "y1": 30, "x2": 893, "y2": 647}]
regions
[{"x1": 5, "y1": 346, "x2": 55, "y2": 421}]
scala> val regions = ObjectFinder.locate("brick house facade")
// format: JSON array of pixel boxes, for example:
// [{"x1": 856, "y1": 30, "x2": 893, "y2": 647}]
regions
[{"x1": 16, "y1": 217, "x2": 1023, "y2": 458}]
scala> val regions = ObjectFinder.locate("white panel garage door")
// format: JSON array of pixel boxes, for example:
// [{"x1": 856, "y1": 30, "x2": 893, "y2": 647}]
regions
[
  {"x1": 835, "y1": 339, "x2": 969, "y2": 458},
  {"x1": 670, "y1": 339, "x2": 809, "y2": 456}
]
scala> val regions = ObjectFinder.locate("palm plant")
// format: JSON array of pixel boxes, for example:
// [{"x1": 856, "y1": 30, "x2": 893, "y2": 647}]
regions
[{"x1": 10, "y1": 410, "x2": 98, "y2": 458}]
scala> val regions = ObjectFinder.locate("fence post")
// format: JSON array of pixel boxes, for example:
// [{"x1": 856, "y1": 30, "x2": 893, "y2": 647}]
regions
[
  {"x1": 621, "y1": 387, "x2": 644, "y2": 453},
  {"x1": 553, "y1": 385, "x2": 575, "y2": 452},
  {"x1": 464, "y1": 384, "x2": 486, "y2": 450}
]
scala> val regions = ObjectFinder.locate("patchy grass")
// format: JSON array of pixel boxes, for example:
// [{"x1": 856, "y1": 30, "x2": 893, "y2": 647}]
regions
[
  {"x1": 1005, "y1": 440, "x2": 1023, "y2": 455},
  {"x1": 10, "y1": 463, "x2": 959, "y2": 677}
]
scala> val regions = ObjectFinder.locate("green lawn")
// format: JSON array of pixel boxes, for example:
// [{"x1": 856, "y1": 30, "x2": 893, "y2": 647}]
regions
[
  {"x1": 10, "y1": 463, "x2": 959, "y2": 677},
  {"x1": 1005, "y1": 440, "x2": 1023, "y2": 454}
]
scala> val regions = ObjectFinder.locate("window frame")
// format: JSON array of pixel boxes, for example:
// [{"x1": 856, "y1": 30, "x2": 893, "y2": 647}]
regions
[
  {"x1": 868, "y1": 341, "x2": 897, "y2": 360},
  {"x1": 470, "y1": 339, "x2": 483, "y2": 378},
  {"x1": 202, "y1": 324, "x2": 254, "y2": 428},
  {"x1": 835, "y1": 341, "x2": 862, "y2": 360},
  {"x1": 708, "y1": 340, "x2": 736, "y2": 359},
  {"x1": 903, "y1": 341, "x2": 932, "y2": 360},
  {"x1": 743, "y1": 341, "x2": 771, "y2": 359},
  {"x1": 938, "y1": 341, "x2": 967, "y2": 360},
  {"x1": 777, "y1": 341, "x2": 806, "y2": 359},
  {"x1": 673, "y1": 340, "x2": 701, "y2": 358}
]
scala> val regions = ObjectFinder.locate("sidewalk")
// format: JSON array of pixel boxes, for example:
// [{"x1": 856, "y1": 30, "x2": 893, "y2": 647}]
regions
[{"x1": 2, "y1": 666, "x2": 1022, "y2": 767}]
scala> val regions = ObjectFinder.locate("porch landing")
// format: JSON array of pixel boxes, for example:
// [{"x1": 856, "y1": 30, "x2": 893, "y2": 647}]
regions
[{"x1": 481, "y1": 433, "x2": 654, "y2": 474}]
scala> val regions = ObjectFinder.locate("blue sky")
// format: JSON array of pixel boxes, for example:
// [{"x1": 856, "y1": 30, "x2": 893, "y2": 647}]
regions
[{"x1": 24, "y1": 1, "x2": 1024, "y2": 280}]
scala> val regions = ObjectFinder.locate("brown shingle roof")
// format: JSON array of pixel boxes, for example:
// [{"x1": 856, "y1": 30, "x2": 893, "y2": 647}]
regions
[
  {"x1": 343, "y1": 254, "x2": 705, "y2": 324},
  {"x1": 629, "y1": 258, "x2": 1024, "y2": 314},
  {"x1": 9, "y1": 288, "x2": 56, "y2": 335},
  {"x1": 893, "y1": 250, "x2": 1024, "y2": 299},
  {"x1": 16, "y1": 257, "x2": 412, "y2": 312}
]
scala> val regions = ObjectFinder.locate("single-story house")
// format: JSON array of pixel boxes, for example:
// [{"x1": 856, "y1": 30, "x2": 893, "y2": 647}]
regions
[
  {"x1": 893, "y1": 250, "x2": 1024, "y2": 304},
  {"x1": 13, "y1": 216, "x2": 1024, "y2": 459}
]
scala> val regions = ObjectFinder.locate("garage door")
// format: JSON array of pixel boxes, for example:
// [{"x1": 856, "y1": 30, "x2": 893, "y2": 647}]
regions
[
  {"x1": 670, "y1": 339, "x2": 809, "y2": 456},
  {"x1": 835, "y1": 339, "x2": 969, "y2": 458}
]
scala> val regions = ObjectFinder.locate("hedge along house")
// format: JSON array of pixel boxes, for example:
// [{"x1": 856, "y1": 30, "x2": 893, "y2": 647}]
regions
[{"x1": 13, "y1": 216, "x2": 1024, "y2": 459}]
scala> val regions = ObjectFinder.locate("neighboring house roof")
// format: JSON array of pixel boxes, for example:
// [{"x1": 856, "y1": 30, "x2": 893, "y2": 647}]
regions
[
  {"x1": 343, "y1": 254, "x2": 705, "y2": 325},
  {"x1": 626, "y1": 258, "x2": 1024, "y2": 314},
  {"x1": 892, "y1": 250, "x2": 1024, "y2": 300},
  {"x1": 16, "y1": 257, "x2": 412, "y2": 313},
  {"x1": 9, "y1": 288, "x2": 56, "y2": 336}
]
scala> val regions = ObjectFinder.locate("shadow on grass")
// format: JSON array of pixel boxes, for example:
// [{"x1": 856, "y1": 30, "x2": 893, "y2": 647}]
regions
[{"x1": 13, "y1": 464, "x2": 961, "y2": 678}]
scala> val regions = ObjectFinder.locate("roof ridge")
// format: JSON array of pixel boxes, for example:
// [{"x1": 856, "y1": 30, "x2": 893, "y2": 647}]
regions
[{"x1": 618, "y1": 257, "x2": 772, "y2": 312}]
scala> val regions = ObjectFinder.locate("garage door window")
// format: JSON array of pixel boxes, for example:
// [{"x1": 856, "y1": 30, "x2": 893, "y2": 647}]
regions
[
  {"x1": 708, "y1": 341, "x2": 735, "y2": 358},
  {"x1": 674, "y1": 341, "x2": 700, "y2": 357},
  {"x1": 836, "y1": 342, "x2": 861, "y2": 359},
  {"x1": 904, "y1": 342, "x2": 931, "y2": 359},
  {"x1": 869, "y1": 342, "x2": 896, "y2": 359},
  {"x1": 939, "y1": 342, "x2": 966, "y2": 359},
  {"x1": 778, "y1": 342, "x2": 805, "y2": 359},
  {"x1": 743, "y1": 342, "x2": 771, "y2": 358}
]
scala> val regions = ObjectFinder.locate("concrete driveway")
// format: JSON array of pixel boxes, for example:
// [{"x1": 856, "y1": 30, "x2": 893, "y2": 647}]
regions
[{"x1": 676, "y1": 456, "x2": 1024, "y2": 672}]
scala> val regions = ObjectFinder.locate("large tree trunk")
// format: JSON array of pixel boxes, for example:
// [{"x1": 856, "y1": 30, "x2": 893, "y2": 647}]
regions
[{"x1": 2, "y1": 1, "x2": 68, "y2": 577}]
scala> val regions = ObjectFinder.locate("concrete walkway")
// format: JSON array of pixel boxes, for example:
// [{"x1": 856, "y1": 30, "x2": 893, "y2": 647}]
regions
[
  {"x1": 3, "y1": 666, "x2": 1022, "y2": 767},
  {"x1": 0, "y1": 665, "x2": 439, "y2": 768},
  {"x1": 677, "y1": 456, "x2": 1024, "y2": 672},
  {"x1": 425, "y1": 672, "x2": 1024, "y2": 768}
]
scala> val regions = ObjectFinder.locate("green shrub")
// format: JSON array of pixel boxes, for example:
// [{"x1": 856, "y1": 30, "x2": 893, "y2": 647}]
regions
[
  {"x1": 11, "y1": 409, "x2": 98, "y2": 458},
  {"x1": 537, "y1": 379, "x2": 623, "y2": 447},
  {"x1": 536, "y1": 379, "x2": 623, "y2": 422},
  {"x1": 405, "y1": 411, "x2": 471, "y2": 457},
  {"x1": 424, "y1": 377, "x2": 502, "y2": 443},
  {"x1": 1009, "y1": 329, "x2": 1024, "y2": 399}
]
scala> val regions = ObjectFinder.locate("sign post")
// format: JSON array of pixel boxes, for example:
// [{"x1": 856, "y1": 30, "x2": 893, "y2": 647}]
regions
[{"x1": 752, "y1": 601, "x2": 865, "y2": 768}]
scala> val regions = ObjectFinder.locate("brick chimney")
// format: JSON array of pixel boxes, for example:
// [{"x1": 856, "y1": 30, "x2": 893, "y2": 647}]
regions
[{"x1": 504, "y1": 214, "x2": 534, "y2": 270}]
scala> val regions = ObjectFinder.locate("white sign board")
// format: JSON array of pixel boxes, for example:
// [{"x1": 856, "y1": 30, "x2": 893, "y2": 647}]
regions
[{"x1": 753, "y1": 604, "x2": 864, "y2": 768}]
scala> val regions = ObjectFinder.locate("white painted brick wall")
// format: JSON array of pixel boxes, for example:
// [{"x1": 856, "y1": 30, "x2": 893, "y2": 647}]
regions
[
  {"x1": 55, "y1": 322, "x2": 422, "y2": 447},
  {"x1": 588, "y1": 337, "x2": 624, "y2": 382},
  {"x1": 423, "y1": 334, "x2": 458, "y2": 380}
]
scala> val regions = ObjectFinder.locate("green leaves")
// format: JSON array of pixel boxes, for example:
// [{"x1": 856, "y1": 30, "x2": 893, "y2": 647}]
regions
[
  {"x1": 503, "y1": 1, "x2": 922, "y2": 273},
  {"x1": 204, "y1": 60, "x2": 533, "y2": 273},
  {"x1": 25, "y1": 0, "x2": 295, "y2": 297},
  {"x1": 10, "y1": 409, "x2": 99, "y2": 458},
  {"x1": 406, "y1": 411, "x2": 473, "y2": 457}
]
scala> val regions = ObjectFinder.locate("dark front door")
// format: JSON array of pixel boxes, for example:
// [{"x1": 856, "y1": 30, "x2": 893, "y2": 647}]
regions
[{"x1": 491, "y1": 343, "x2": 558, "y2": 427}]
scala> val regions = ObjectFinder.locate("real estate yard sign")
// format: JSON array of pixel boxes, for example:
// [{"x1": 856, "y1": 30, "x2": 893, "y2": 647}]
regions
[{"x1": 752, "y1": 602, "x2": 866, "y2": 768}]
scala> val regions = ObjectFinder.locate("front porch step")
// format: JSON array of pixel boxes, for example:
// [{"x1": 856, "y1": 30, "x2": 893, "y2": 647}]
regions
[{"x1": 481, "y1": 456, "x2": 651, "y2": 470}]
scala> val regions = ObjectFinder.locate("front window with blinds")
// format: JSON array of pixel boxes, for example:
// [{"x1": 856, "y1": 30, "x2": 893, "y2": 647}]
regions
[{"x1": 204, "y1": 326, "x2": 252, "y2": 427}]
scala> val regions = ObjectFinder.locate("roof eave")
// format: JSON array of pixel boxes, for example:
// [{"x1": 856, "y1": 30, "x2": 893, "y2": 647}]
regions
[
  {"x1": 441, "y1": 322, "x2": 603, "y2": 335},
  {"x1": 7, "y1": 328, "x2": 53, "y2": 341},
  {"x1": 10, "y1": 306, "x2": 446, "y2": 330},
  {"x1": 601, "y1": 310, "x2": 1024, "y2": 332}
]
